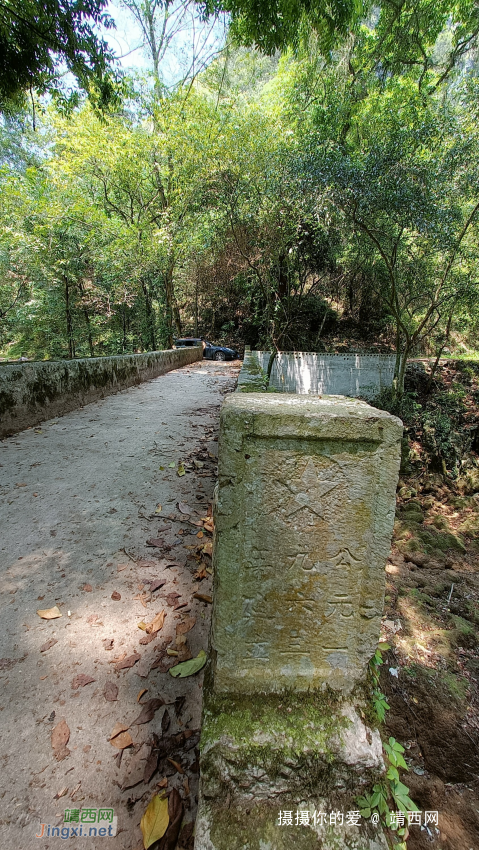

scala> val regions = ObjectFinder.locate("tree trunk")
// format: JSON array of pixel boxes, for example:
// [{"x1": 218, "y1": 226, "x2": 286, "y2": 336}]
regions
[
  {"x1": 194, "y1": 269, "x2": 199, "y2": 337},
  {"x1": 141, "y1": 281, "x2": 156, "y2": 351},
  {"x1": 266, "y1": 350, "x2": 277, "y2": 383},
  {"x1": 428, "y1": 311, "x2": 453, "y2": 388},
  {"x1": 64, "y1": 276, "x2": 75, "y2": 359},
  {"x1": 122, "y1": 304, "x2": 127, "y2": 353},
  {"x1": 165, "y1": 259, "x2": 181, "y2": 347},
  {"x1": 78, "y1": 280, "x2": 94, "y2": 357}
]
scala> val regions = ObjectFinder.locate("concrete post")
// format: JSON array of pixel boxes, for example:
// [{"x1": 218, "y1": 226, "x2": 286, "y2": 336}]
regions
[{"x1": 196, "y1": 393, "x2": 402, "y2": 850}]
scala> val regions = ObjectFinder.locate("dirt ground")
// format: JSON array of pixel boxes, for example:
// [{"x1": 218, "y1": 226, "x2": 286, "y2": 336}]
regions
[
  {"x1": 380, "y1": 474, "x2": 479, "y2": 849},
  {"x1": 0, "y1": 358, "x2": 240, "y2": 850}
]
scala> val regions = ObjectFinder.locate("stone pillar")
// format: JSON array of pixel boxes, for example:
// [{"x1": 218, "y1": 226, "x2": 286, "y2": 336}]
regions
[{"x1": 196, "y1": 394, "x2": 402, "y2": 850}]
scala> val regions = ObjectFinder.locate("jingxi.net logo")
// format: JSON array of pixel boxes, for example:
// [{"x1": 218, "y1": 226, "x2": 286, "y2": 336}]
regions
[{"x1": 36, "y1": 808, "x2": 117, "y2": 839}]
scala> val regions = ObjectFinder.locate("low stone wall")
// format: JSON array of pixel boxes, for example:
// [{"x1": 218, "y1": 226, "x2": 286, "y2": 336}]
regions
[
  {"x1": 235, "y1": 347, "x2": 268, "y2": 392},
  {"x1": 254, "y1": 350, "x2": 396, "y2": 397},
  {"x1": 0, "y1": 347, "x2": 202, "y2": 437}
]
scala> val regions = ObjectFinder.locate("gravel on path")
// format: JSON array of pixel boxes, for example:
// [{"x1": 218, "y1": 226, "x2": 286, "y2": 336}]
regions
[{"x1": 0, "y1": 358, "x2": 239, "y2": 849}]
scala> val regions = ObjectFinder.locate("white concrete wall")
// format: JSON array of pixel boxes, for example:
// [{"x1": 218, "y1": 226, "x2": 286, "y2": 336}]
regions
[{"x1": 255, "y1": 351, "x2": 396, "y2": 397}]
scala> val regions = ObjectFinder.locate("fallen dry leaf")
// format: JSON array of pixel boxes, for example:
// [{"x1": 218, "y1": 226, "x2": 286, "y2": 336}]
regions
[
  {"x1": 149, "y1": 579, "x2": 166, "y2": 593},
  {"x1": 71, "y1": 674, "x2": 95, "y2": 690},
  {"x1": 111, "y1": 591, "x2": 121, "y2": 601},
  {"x1": 37, "y1": 606, "x2": 62, "y2": 620},
  {"x1": 145, "y1": 611, "x2": 166, "y2": 635},
  {"x1": 146, "y1": 538, "x2": 165, "y2": 548},
  {"x1": 137, "y1": 688, "x2": 148, "y2": 703},
  {"x1": 40, "y1": 638, "x2": 58, "y2": 652},
  {"x1": 144, "y1": 751, "x2": 159, "y2": 784},
  {"x1": 139, "y1": 634, "x2": 156, "y2": 645},
  {"x1": 102, "y1": 638, "x2": 114, "y2": 651},
  {"x1": 53, "y1": 787, "x2": 69, "y2": 800},
  {"x1": 167, "y1": 758, "x2": 184, "y2": 774},
  {"x1": 121, "y1": 743, "x2": 151, "y2": 791},
  {"x1": 202, "y1": 541, "x2": 213, "y2": 557},
  {"x1": 196, "y1": 530, "x2": 204, "y2": 539},
  {"x1": 161, "y1": 709, "x2": 170, "y2": 734},
  {"x1": 176, "y1": 617, "x2": 196, "y2": 636},
  {"x1": 134, "y1": 592, "x2": 149, "y2": 608},
  {"x1": 165, "y1": 593, "x2": 180, "y2": 607},
  {"x1": 51, "y1": 718, "x2": 70, "y2": 761},
  {"x1": 193, "y1": 593, "x2": 212, "y2": 604},
  {"x1": 115, "y1": 652, "x2": 140, "y2": 672},
  {"x1": 159, "y1": 787, "x2": 184, "y2": 850},
  {"x1": 83, "y1": 584, "x2": 93, "y2": 592},
  {"x1": 103, "y1": 682, "x2": 118, "y2": 701},
  {"x1": 132, "y1": 698, "x2": 165, "y2": 726},
  {"x1": 177, "y1": 502, "x2": 191, "y2": 514},
  {"x1": 110, "y1": 722, "x2": 133, "y2": 750},
  {"x1": 157, "y1": 777, "x2": 168, "y2": 788},
  {"x1": 138, "y1": 560, "x2": 157, "y2": 568},
  {"x1": 193, "y1": 566, "x2": 207, "y2": 580},
  {"x1": 117, "y1": 563, "x2": 128, "y2": 572}
]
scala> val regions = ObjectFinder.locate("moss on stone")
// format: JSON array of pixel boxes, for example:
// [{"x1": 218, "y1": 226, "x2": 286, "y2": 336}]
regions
[
  {"x1": 395, "y1": 518, "x2": 466, "y2": 554},
  {"x1": 201, "y1": 687, "x2": 346, "y2": 757}
]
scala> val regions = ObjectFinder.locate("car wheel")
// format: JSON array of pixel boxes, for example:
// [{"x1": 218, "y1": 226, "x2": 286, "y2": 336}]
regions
[{"x1": 214, "y1": 351, "x2": 226, "y2": 361}]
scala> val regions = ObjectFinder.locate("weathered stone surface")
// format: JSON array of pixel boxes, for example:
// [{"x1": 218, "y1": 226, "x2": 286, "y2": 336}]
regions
[
  {"x1": 195, "y1": 799, "x2": 389, "y2": 850},
  {"x1": 200, "y1": 690, "x2": 383, "y2": 806},
  {"x1": 211, "y1": 393, "x2": 402, "y2": 695},
  {"x1": 236, "y1": 348, "x2": 268, "y2": 393},
  {"x1": 0, "y1": 346, "x2": 202, "y2": 437},
  {"x1": 196, "y1": 686, "x2": 388, "y2": 849}
]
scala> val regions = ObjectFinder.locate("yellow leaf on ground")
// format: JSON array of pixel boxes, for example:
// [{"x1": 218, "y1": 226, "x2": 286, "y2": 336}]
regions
[
  {"x1": 37, "y1": 606, "x2": 62, "y2": 619},
  {"x1": 177, "y1": 463, "x2": 185, "y2": 477},
  {"x1": 145, "y1": 610, "x2": 166, "y2": 635},
  {"x1": 140, "y1": 794, "x2": 169, "y2": 849}
]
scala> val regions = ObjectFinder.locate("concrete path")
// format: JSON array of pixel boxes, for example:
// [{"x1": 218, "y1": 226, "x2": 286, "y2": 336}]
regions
[{"x1": 0, "y1": 359, "x2": 239, "y2": 849}]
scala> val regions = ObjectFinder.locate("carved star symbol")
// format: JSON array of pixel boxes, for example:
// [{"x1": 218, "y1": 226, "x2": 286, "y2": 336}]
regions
[{"x1": 279, "y1": 458, "x2": 340, "y2": 519}]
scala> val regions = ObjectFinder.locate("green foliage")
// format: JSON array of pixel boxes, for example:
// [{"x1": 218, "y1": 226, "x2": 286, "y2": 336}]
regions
[
  {"x1": 0, "y1": 0, "x2": 119, "y2": 111},
  {"x1": 360, "y1": 644, "x2": 420, "y2": 848},
  {"x1": 203, "y1": 0, "x2": 361, "y2": 54},
  {"x1": 2, "y1": 0, "x2": 479, "y2": 365},
  {"x1": 369, "y1": 642, "x2": 390, "y2": 723}
]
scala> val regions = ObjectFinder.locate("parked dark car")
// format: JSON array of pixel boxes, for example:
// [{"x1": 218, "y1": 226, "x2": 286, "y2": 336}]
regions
[{"x1": 174, "y1": 338, "x2": 238, "y2": 361}]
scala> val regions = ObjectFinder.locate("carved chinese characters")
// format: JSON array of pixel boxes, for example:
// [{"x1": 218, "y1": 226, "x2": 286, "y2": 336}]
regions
[{"x1": 211, "y1": 394, "x2": 402, "y2": 694}]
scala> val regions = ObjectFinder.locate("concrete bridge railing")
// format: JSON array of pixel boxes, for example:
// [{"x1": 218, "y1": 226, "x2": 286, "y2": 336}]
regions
[{"x1": 0, "y1": 347, "x2": 203, "y2": 437}]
